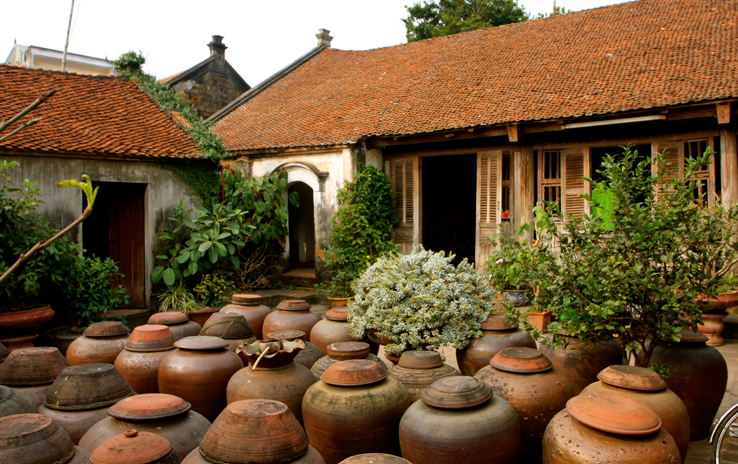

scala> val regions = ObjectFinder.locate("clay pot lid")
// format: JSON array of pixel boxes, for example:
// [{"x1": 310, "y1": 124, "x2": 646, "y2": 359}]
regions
[
  {"x1": 598, "y1": 365, "x2": 667, "y2": 392},
  {"x1": 421, "y1": 376, "x2": 493, "y2": 410},
  {"x1": 108, "y1": 394, "x2": 191, "y2": 421},
  {"x1": 231, "y1": 294, "x2": 262, "y2": 305},
  {"x1": 339, "y1": 454, "x2": 412, "y2": 464},
  {"x1": 0, "y1": 347, "x2": 69, "y2": 386},
  {"x1": 125, "y1": 325, "x2": 175, "y2": 352},
  {"x1": 276, "y1": 299, "x2": 311, "y2": 311},
  {"x1": 267, "y1": 329, "x2": 306, "y2": 341},
  {"x1": 83, "y1": 321, "x2": 130, "y2": 337},
  {"x1": 675, "y1": 330, "x2": 709, "y2": 343},
  {"x1": 325, "y1": 306, "x2": 350, "y2": 322},
  {"x1": 90, "y1": 429, "x2": 172, "y2": 464},
  {"x1": 44, "y1": 363, "x2": 135, "y2": 411},
  {"x1": 490, "y1": 347, "x2": 553, "y2": 374},
  {"x1": 0, "y1": 343, "x2": 8, "y2": 363},
  {"x1": 0, "y1": 413, "x2": 75, "y2": 464},
  {"x1": 322, "y1": 359, "x2": 389, "y2": 386},
  {"x1": 327, "y1": 342, "x2": 370, "y2": 360},
  {"x1": 200, "y1": 312, "x2": 255, "y2": 339},
  {"x1": 174, "y1": 335, "x2": 229, "y2": 351},
  {"x1": 481, "y1": 314, "x2": 515, "y2": 331},
  {"x1": 567, "y1": 391, "x2": 662, "y2": 436},
  {"x1": 398, "y1": 350, "x2": 444, "y2": 369},
  {"x1": 147, "y1": 312, "x2": 188, "y2": 326}
]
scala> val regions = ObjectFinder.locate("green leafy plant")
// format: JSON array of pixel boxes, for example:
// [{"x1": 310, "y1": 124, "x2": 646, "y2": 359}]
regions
[
  {"x1": 193, "y1": 272, "x2": 231, "y2": 307},
  {"x1": 156, "y1": 281, "x2": 200, "y2": 313},
  {"x1": 486, "y1": 230, "x2": 534, "y2": 291},
  {"x1": 63, "y1": 257, "x2": 129, "y2": 328}
]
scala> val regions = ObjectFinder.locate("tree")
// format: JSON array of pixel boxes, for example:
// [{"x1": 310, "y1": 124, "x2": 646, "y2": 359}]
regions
[{"x1": 403, "y1": 0, "x2": 529, "y2": 42}]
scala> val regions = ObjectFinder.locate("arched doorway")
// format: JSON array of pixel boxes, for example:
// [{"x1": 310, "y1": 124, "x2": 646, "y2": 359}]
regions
[{"x1": 288, "y1": 182, "x2": 315, "y2": 265}]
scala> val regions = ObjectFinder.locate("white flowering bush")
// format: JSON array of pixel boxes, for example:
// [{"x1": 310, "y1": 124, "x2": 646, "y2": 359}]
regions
[{"x1": 348, "y1": 248, "x2": 493, "y2": 355}]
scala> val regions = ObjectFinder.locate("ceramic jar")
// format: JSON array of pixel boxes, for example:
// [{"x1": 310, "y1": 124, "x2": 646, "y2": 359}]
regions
[
  {"x1": 0, "y1": 342, "x2": 8, "y2": 363},
  {"x1": 311, "y1": 342, "x2": 383, "y2": 380},
  {"x1": 581, "y1": 364, "x2": 690, "y2": 460},
  {"x1": 0, "y1": 384, "x2": 38, "y2": 417},
  {"x1": 89, "y1": 429, "x2": 179, "y2": 464},
  {"x1": 200, "y1": 312, "x2": 257, "y2": 352},
  {"x1": 310, "y1": 306, "x2": 378, "y2": 356},
  {"x1": 474, "y1": 347, "x2": 573, "y2": 463},
  {"x1": 399, "y1": 376, "x2": 520, "y2": 464},
  {"x1": 539, "y1": 334, "x2": 622, "y2": 394},
  {"x1": 455, "y1": 314, "x2": 537, "y2": 376},
  {"x1": 79, "y1": 393, "x2": 211, "y2": 462},
  {"x1": 542, "y1": 392, "x2": 680, "y2": 464},
  {"x1": 114, "y1": 325, "x2": 176, "y2": 394},
  {"x1": 220, "y1": 294, "x2": 272, "y2": 339},
  {"x1": 66, "y1": 321, "x2": 130, "y2": 366},
  {"x1": 268, "y1": 329, "x2": 323, "y2": 369},
  {"x1": 389, "y1": 351, "x2": 459, "y2": 403},
  {"x1": 263, "y1": 300, "x2": 323, "y2": 339},
  {"x1": 339, "y1": 455, "x2": 411, "y2": 464},
  {"x1": 303, "y1": 359, "x2": 412, "y2": 464},
  {"x1": 0, "y1": 414, "x2": 90, "y2": 464},
  {"x1": 187, "y1": 307, "x2": 220, "y2": 327},
  {"x1": 649, "y1": 330, "x2": 727, "y2": 441},
  {"x1": 158, "y1": 336, "x2": 243, "y2": 423},
  {"x1": 148, "y1": 311, "x2": 202, "y2": 341},
  {"x1": 38, "y1": 363, "x2": 135, "y2": 444},
  {"x1": 0, "y1": 346, "x2": 69, "y2": 406}
]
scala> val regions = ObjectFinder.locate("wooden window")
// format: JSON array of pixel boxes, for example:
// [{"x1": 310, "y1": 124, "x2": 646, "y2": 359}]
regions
[
  {"x1": 685, "y1": 139, "x2": 710, "y2": 206},
  {"x1": 391, "y1": 157, "x2": 417, "y2": 255},
  {"x1": 537, "y1": 149, "x2": 588, "y2": 218},
  {"x1": 477, "y1": 151, "x2": 502, "y2": 269},
  {"x1": 540, "y1": 150, "x2": 562, "y2": 210},
  {"x1": 501, "y1": 152, "x2": 512, "y2": 219}
]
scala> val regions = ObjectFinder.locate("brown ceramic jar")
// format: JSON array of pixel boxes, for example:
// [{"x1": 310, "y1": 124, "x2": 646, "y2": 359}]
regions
[
  {"x1": 399, "y1": 376, "x2": 520, "y2": 464},
  {"x1": 303, "y1": 359, "x2": 412, "y2": 464},
  {"x1": 157, "y1": 336, "x2": 243, "y2": 423},
  {"x1": 649, "y1": 330, "x2": 727, "y2": 441},
  {"x1": 114, "y1": 325, "x2": 176, "y2": 394},
  {"x1": 309, "y1": 306, "x2": 379, "y2": 356},
  {"x1": 0, "y1": 414, "x2": 90, "y2": 464},
  {"x1": 200, "y1": 312, "x2": 257, "y2": 352},
  {"x1": 0, "y1": 342, "x2": 8, "y2": 363},
  {"x1": 389, "y1": 351, "x2": 459, "y2": 403},
  {"x1": 455, "y1": 314, "x2": 537, "y2": 376},
  {"x1": 339, "y1": 455, "x2": 411, "y2": 464},
  {"x1": 263, "y1": 300, "x2": 323, "y2": 339},
  {"x1": 0, "y1": 346, "x2": 69, "y2": 406},
  {"x1": 268, "y1": 329, "x2": 323, "y2": 369},
  {"x1": 311, "y1": 342, "x2": 383, "y2": 380},
  {"x1": 79, "y1": 393, "x2": 211, "y2": 462},
  {"x1": 187, "y1": 307, "x2": 220, "y2": 328},
  {"x1": 542, "y1": 392, "x2": 681, "y2": 464},
  {"x1": 0, "y1": 384, "x2": 38, "y2": 418},
  {"x1": 66, "y1": 322, "x2": 130, "y2": 366},
  {"x1": 474, "y1": 347, "x2": 574, "y2": 463},
  {"x1": 220, "y1": 294, "x2": 272, "y2": 339},
  {"x1": 148, "y1": 311, "x2": 202, "y2": 341},
  {"x1": 581, "y1": 364, "x2": 690, "y2": 459},
  {"x1": 89, "y1": 429, "x2": 179, "y2": 464}
]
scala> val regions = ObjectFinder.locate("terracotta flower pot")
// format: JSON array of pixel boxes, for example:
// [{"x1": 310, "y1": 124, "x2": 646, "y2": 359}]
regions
[
  {"x1": 0, "y1": 305, "x2": 55, "y2": 336},
  {"x1": 526, "y1": 310, "x2": 552, "y2": 333}
]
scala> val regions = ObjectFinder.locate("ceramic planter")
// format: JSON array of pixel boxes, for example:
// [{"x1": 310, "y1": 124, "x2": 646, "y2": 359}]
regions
[
  {"x1": 526, "y1": 310, "x2": 552, "y2": 333},
  {"x1": 0, "y1": 305, "x2": 55, "y2": 335},
  {"x1": 502, "y1": 291, "x2": 529, "y2": 307}
]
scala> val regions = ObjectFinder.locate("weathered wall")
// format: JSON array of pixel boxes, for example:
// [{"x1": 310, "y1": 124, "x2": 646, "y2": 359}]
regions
[{"x1": 174, "y1": 72, "x2": 244, "y2": 120}]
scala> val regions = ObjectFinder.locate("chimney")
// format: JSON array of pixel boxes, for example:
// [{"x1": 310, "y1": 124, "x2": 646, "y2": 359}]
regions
[
  {"x1": 208, "y1": 35, "x2": 227, "y2": 60},
  {"x1": 316, "y1": 29, "x2": 333, "y2": 48}
]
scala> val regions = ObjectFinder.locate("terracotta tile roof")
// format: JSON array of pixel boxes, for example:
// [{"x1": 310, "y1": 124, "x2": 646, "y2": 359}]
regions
[
  {"x1": 215, "y1": 0, "x2": 738, "y2": 152},
  {"x1": 0, "y1": 65, "x2": 198, "y2": 159}
]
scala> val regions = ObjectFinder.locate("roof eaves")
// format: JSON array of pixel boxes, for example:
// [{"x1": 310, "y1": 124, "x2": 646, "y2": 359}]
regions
[{"x1": 161, "y1": 56, "x2": 215, "y2": 85}]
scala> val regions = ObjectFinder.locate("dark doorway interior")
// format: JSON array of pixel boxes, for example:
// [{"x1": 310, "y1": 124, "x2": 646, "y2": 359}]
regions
[
  {"x1": 288, "y1": 182, "x2": 315, "y2": 265},
  {"x1": 422, "y1": 154, "x2": 477, "y2": 265},
  {"x1": 83, "y1": 182, "x2": 146, "y2": 308},
  {"x1": 591, "y1": 144, "x2": 651, "y2": 182}
]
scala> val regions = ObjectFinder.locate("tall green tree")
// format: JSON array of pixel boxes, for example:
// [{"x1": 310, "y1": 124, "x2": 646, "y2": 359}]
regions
[{"x1": 403, "y1": 0, "x2": 529, "y2": 42}]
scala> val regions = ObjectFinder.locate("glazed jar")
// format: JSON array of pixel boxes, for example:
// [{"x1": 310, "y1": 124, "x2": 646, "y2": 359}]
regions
[
  {"x1": 148, "y1": 311, "x2": 202, "y2": 341},
  {"x1": 187, "y1": 307, "x2": 220, "y2": 328},
  {"x1": 339, "y1": 455, "x2": 410, "y2": 464},
  {"x1": 114, "y1": 325, "x2": 176, "y2": 394},
  {"x1": 474, "y1": 347, "x2": 573, "y2": 463},
  {"x1": 311, "y1": 342, "x2": 383, "y2": 380},
  {"x1": 79, "y1": 393, "x2": 211, "y2": 462},
  {"x1": 310, "y1": 306, "x2": 378, "y2": 356},
  {"x1": 220, "y1": 294, "x2": 272, "y2": 339},
  {"x1": 539, "y1": 334, "x2": 622, "y2": 394},
  {"x1": 0, "y1": 346, "x2": 69, "y2": 406},
  {"x1": 0, "y1": 414, "x2": 90, "y2": 464},
  {"x1": 389, "y1": 351, "x2": 459, "y2": 403},
  {"x1": 262, "y1": 300, "x2": 323, "y2": 339},
  {"x1": 649, "y1": 330, "x2": 727, "y2": 440},
  {"x1": 38, "y1": 363, "x2": 135, "y2": 444},
  {"x1": 89, "y1": 429, "x2": 179, "y2": 464},
  {"x1": 0, "y1": 384, "x2": 38, "y2": 418},
  {"x1": 158, "y1": 336, "x2": 243, "y2": 423},
  {"x1": 200, "y1": 312, "x2": 257, "y2": 352},
  {"x1": 268, "y1": 329, "x2": 323, "y2": 369},
  {"x1": 399, "y1": 376, "x2": 520, "y2": 464},
  {"x1": 581, "y1": 364, "x2": 690, "y2": 459},
  {"x1": 303, "y1": 359, "x2": 412, "y2": 464},
  {"x1": 455, "y1": 314, "x2": 537, "y2": 376},
  {"x1": 66, "y1": 321, "x2": 129, "y2": 366},
  {"x1": 542, "y1": 392, "x2": 680, "y2": 464}
]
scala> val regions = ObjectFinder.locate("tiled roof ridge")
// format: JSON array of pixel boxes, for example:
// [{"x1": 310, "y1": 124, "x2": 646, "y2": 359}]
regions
[{"x1": 0, "y1": 63, "x2": 122, "y2": 81}]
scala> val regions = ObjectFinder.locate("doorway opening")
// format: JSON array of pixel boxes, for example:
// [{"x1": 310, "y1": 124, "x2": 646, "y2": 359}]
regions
[
  {"x1": 422, "y1": 154, "x2": 477, "y2": 265},
  {"x1": 287, "y1": 182, "x2": 315, "y2": 273}
]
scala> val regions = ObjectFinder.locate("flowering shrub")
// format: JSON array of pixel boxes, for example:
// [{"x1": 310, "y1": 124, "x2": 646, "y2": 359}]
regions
[{"x1": 348, "y1": 248, "x2": 492, "y2": 355}]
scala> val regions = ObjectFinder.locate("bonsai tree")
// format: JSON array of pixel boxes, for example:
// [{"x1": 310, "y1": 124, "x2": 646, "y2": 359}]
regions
[{"x1": 348, "y1": 247, "x2": 493, "y2": 355}]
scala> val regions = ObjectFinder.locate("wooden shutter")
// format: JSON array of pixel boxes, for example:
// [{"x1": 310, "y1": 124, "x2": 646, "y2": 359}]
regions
[
  {"x1": 562, "y1": 149, "x2": 588, "y2": 218},
  {"x1": 392, "y1": 157, "x2": 418, "y2": 255},
  {"x1": 476, "y1": 151, "x2": 502, "y2": 269},
  {"x1": 653, "y1": 142, "x2": 683, "y2": 184}
]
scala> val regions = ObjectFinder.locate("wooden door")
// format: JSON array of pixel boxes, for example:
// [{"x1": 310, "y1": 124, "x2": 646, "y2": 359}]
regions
[
  {"x1": 108, "y1": 184, "x2": 146, "y2": 308},
  {"x1": 476, "y1": 151, "x2": 502, "y2": 270},
  {"x1": 392, "y1": 157, "x2": 419, "y2": 255}
]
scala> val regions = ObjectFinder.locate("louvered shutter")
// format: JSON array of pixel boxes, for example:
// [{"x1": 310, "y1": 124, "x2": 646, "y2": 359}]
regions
[
  {"x1": 562, "y1": 149, "x2": 588, "y2": 218},
  {"x1": 476, "y1": 151, "x2": 502, "y2": 269},
  {"x1": 653, "y1": 142, "x2": 683, "y2": 187},
  {"x1": 392, "y1": 157, "x2": 418, "y2": 255}
]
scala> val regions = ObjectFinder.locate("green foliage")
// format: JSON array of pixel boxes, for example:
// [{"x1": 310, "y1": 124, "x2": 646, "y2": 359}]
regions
[
  {"x1": 486, "y1": 230, "x2": 534, "y2": 291},
  {"x1": 403, "y1": 0, "x2": 528, "y2": 42},
  {"x1": 63, "y1": 257, "x2": 129, "y2": 327},
  {"x1": 193, "y1": 272, "x2": 231, "y2": 307},
  {"x1": 155, "y1": 281, "x2": 199, "y2": 314},
  {"x1": 322, "y1": 165, "x2": 398, "y2": 297},
  {"x1": 534, "y1": 4, "x2": 572, "y2": 18},
  {"x1": 154, "y1": 160, "x2": 221, "y2": 207}
]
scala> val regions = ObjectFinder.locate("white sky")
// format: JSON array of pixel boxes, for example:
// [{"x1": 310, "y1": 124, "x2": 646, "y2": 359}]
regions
[{"x1": 3, "y1": 0, "x2": 631, "y2": 86}]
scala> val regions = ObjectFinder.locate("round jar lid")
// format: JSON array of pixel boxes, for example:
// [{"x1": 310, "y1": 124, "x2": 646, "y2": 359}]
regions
[
  {"x1": 125, "y1": 325, "x2": 175, "y2": 352},
  {"x1": 339, "y1": 454, "x2": 412, "y2": 464},
  {"x1": 147, "y1": 312, "x2": 188, "y2": 326},
  {"x1": 174, "y1": 335, "x2": 229, "y2": 351},
  {"x1": 231, "y1": 294, "x2": 262, "y2": 305},
  {"x1": 421, "y1": 376, "x2": 493, "y2": 410},
  {"x1": 0, "y1": 343, "x2": 7, "y2": 363},
  {"x1": 90, "y1": 430, "x2": 173, "y2": 464},
  {"x1": 322, "y1": 359, "x2": 389, "y2": 386},
  {"x1": 567, "y1": 391, "x2": 662, "y2": 435},
  {"x1": 325, "y1": 307, "x2": 349, "y2": 322},
  {"x1": 598, "y1": 365, "x2": 667, "y2": 392},
  {"x1": 108, "y1": 394, "x2": 191, "y2": 421},
  {"x1": 267, "y1": 329, "x2": 306, "y2": 341},
  {"x1": 83, "y1": 321, "x2": 130, "y2": 337},
  {"x1": 398, "y1": 351, "x2": 443, "y2": 369},
  {"x1": 0, "y1": 347, "x2": 69, "y2": 386},
  {"x1": 481, "y1": 314, "x2": 515, "y2": 331},
  {"x1": 276, "y1": 300, "x2": 311, "y2": 311},
  {"x1": 490, "y1": 347, "x2": 553, "y2": 374},
  {"x1": 44, "y1": 364, "x2": 135, "y2": 411},
  {"x1": 0, "y1": 414, "x2": 75, "y2": 464},
  {"x1": 327, "y1": 342, "x2": 370, "y2": 360},
  {"x1": 200, "y1": 312, "x2": 254, "y2": 339},
  {"x1": 675, "y1": 330, "x2": 708, "y2": 343}
]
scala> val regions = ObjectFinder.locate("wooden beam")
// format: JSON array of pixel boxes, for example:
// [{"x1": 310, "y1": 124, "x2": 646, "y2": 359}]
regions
[
  {"x1": 368, "y1": 127, "x2": 507, "y2": 148},
  {"x1": 721, "y1": 127, "x2": 738, "y2": 206},
  {"x1": 718, "y1": 103, "x2": 732, "y2": 125},
  {"x1": 507, "y1": 125, "x2": 519, "y2": 143},
  {"x1": 514, "y1": 147, "x2": 535, "y2": 241}
]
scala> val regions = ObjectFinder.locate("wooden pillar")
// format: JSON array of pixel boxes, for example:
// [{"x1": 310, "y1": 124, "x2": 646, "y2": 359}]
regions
[
  {"x1": 514, "y1": 146, "x2": 535, "y2": 240},
  {"x1": 721, "y1": 128, "x2": 738, "y2": 207}
]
